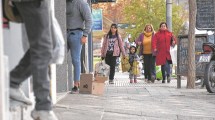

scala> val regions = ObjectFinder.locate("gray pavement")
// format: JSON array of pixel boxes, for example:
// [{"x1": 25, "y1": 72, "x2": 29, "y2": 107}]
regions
[{"x1": 54, "y1": 72, "x2": 215, "y2": 120}]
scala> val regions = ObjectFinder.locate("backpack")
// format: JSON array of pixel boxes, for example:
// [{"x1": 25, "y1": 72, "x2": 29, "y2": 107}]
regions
[{"x1": 2, "y1": 0, "x2": 22, "y2": 23}]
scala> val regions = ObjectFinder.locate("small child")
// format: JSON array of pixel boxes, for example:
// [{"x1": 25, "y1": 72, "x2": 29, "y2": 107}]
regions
[{"x1": 128, "y1": 45, "x2": 140, "y2": 83}]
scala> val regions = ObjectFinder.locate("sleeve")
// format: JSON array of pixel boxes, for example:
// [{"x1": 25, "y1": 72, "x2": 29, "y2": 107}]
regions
[
  {"x1": 118, "y1": 35, "x2": 126, "y2": 56},
  {"x1": 152, "y1": 33, "x2": 157, "y2": 51},
  {"x1": 79, "y1": 2, "x2": 93, "y2": 37},
  {"x1": 101, "y1": 35, "x2": 107, "y2": 57}
]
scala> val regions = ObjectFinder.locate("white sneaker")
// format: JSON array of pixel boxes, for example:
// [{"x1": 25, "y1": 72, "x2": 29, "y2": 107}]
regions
[
  {"x1": 31, "y1": 110, "x2": 58, "y2": 120},
  {"x1": 10, "y1": 87, "x2": 32, "y2": 105}
]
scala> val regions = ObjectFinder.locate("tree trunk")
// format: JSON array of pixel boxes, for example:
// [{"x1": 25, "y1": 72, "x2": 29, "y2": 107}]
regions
[{"x1": 187, "y1": 0, "x2": 196, "y2": 88}]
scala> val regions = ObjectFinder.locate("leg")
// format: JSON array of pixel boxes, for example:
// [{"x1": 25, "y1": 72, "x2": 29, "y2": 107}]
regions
[
  {"x1": 105, "y1": 53, "x2": 116, "y2": 83},
  {"x1": 15, "y1": 0, "x2": 53, "y2": 110},
  {"x1": 143, "y1": 54, "x2": 148, "y2": 80},
  {"x1": 161, "y1": 64, "x2": 166, "y2": 83},
  {"x1": 67, "y1": 30, "x2": 83, "y2": 89},
  {"x1": 129, "y1": 72, "x2": 133, "y2": 83},
  {"x1": 165, "y1": 60, "x2": 171, "y2": 83},
  {"x1": 134, "y1": 75, "x2": 137, "y2": 83},
  {"x1": 10, "y1": 49, "x2": 31, "y2": 88},
  {"x1": 151, "y1": 56, "x2": 156, "y2": 80}
]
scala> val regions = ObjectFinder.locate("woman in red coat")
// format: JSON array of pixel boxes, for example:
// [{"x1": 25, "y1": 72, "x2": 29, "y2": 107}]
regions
[{"x1": 152, "y1": 22, "x2": 176, "y2": 83}]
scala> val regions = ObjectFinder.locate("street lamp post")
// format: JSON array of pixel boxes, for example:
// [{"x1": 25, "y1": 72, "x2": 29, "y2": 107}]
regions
[{"x1": 166, "y1": 0, "x2": 172, "y2": 31}]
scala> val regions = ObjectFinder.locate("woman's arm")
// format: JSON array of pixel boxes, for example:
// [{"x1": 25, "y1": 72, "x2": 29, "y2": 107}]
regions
[
  {"x1": 101, "y1": 35, "x2": 107, "y2": 57},
  {"x1": 118, "y1": 35, "x2": 126, "y2": 56}
]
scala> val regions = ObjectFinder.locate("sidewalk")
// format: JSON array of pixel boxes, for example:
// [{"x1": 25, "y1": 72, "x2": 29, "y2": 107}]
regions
[{"x1": 54, "y1": 72, "x2": 215, "y2": 120}]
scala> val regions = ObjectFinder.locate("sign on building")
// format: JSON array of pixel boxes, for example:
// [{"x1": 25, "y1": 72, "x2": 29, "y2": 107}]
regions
[{"x1": 92, "y1": 9, "x2": 103, "y2": 31}]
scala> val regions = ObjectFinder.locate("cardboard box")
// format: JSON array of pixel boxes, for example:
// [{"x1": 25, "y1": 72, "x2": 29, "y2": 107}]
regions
[
  {"x1": 94, "y1": 76, "x2": 108, "y2": 83},
  {"x1": 80, "y1": 73, "x2": 106, "y2": 95},
  {"x1": 91, "y1": 82, "x2": 105, "y2": 95},
  {"x1": 79, "y1": 73, "x2": 94, "y2": 94}
]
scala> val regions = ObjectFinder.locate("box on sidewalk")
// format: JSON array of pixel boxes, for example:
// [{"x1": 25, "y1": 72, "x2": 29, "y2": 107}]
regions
[
  {"x1": 94, "y1": 76, "x2": 108, "y2": 83},
  {"x1": 80, "y1": 73, "x2": 93, "y2": 94},
  {"x1": 79, "y1": 74, "x2": 107, "y2": 95}
]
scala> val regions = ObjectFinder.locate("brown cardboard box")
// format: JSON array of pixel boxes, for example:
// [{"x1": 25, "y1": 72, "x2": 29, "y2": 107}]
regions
[
  {"x1": 79, "y1": 73, "x2": 94, "y2": 94},
  {"x1": 80, "y1": 73, "x2": 105, "y2": 95},
  {"x1": 94, "y1": 76, "x2": 108, "y2": 83},
  {"x1": 91, "y1": 82, "x2": 105, "y2": 95}
]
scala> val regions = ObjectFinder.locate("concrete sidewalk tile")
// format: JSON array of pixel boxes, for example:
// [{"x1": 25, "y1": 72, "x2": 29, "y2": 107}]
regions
[{"x1": 177, "y1": 115, "x2": 215, "y2": 120}]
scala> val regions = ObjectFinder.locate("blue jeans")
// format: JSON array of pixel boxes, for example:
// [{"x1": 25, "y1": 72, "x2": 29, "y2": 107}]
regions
[
  {"x1": 161, "y1": 60, "x2": 171, "y2": 80},
  {"x1": 67, "y1": 30, "x2": 83, "y2": 82}
]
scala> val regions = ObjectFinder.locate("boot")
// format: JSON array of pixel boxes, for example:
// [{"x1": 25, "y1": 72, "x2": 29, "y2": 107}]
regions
[{"x1": 130, "y1": 79, "x2": 133, "y2": 83}]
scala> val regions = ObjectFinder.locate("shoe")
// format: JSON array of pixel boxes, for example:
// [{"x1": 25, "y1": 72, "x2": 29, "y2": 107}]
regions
[
  {"x1": 71, "y1": 86, "x2": 79, "y2": 94},
  {"x1": 10, "y1": 87, "x2": 32, "y2": 105},
  {"x1": 162, "y1": 80, "x2": 165, "y2": 83},
  {"x1": 134, "y1": 79, "x2": 137, "y2": 83},
  {"x1": 31, "y1": 110, "x2": 58, "y2": 120},
  {"x1": 130, "y1": 79, "x2": 133, "y2": 83},
  {"x1": 109, "y1": 80, "x2": 114, "y2": 84},
  {"x1": 151, "y1": 76, "x2": 155, "y2": 83},
  {"x1": 147, "y1": 80, "x2": 151, "y2": 83},
  {"x1": 167, "y1": 76, "x2": 171, "y2": 83}
]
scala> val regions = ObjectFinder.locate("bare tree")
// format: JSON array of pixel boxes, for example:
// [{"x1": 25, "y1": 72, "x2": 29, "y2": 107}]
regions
[{"x1": 187, "y1": 0, "x2": 196, "y2": 88}]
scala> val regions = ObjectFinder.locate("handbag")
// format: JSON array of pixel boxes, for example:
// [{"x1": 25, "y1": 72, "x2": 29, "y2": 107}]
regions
[
  {"x1": 121, "y1": 56, "x2": 130, "y2": 72},
  {"x1": 132, "y1": 60, "x2": 140, "y2": 75},
  {"x1": 94, "y1": 60, "x2": 110, "y2": 77},
  {"x1": 170, "y1": 45, "x2": 177, "y2": 65},
  {"x1": 50, "y1": 0, "x2": 65, "y2": 64}
]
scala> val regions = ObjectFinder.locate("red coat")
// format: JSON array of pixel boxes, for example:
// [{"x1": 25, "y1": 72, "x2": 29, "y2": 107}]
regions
[{"x1": 152, "y1": 29, "x2": 176, "y2": 65}]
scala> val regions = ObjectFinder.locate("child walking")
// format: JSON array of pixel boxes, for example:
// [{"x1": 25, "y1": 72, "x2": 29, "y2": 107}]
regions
[{"x1": 128, "y1": 45, "x2": 140, "y2": 83}]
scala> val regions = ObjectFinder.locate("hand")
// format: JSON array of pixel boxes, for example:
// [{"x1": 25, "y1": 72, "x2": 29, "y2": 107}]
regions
[
  {"x1": 137, "y1": 42, "x2": 141, "y2": 46},
  {"x1": 123, "y1": 55, "x2": 126, "y2": 59},
  {"x1": 172, "y1": 41, "x2": 176, "y2": 46},
  {"x1": 81, "y1": 36, "x2": 87, "y2": 44}
]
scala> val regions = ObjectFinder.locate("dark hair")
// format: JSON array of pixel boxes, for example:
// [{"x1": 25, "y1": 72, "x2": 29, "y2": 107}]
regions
[
  {"x1": 129, "y1": 45, "x2": 137, "y2": 53},
  {"x1": 107, "y1": 23, "x2": 119, "y2": 38},
  {"x1": 159, "y1": 22, "x2": 168, "y2": 28}
]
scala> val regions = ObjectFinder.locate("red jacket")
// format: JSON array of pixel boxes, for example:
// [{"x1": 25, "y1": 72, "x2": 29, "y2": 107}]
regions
[{"x1": 152, "y1": 29, "x2": 176, "y2": 65}]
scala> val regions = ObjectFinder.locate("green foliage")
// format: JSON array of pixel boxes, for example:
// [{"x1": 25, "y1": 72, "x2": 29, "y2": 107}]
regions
[{"x1": 123, "y1": 0, "x2": 187, "y2": 40}]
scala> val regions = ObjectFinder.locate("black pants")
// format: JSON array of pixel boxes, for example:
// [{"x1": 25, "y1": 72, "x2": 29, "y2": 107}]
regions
[
  {"x1": 143, "y1": 54, "x2": 153, "y2": 80},
  {"x1": 105, "y1": 52, "x2": 117, "y2": 80}
]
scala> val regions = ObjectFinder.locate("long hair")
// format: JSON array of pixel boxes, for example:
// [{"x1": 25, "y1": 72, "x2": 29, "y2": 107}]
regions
[{"x1": 107, "y1": 23, "x2": 119, "y2": 38}]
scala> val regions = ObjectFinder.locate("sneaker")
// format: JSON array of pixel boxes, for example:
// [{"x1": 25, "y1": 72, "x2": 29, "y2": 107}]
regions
[
  {"x1": 134, "y1": 79, "x2": 137, "y2": 83},
  {"x1": 109, "y1": 80, "x2": 114, "y2": 84},
  {"x1": 130, "y1": 79, "x2": 133, "y2": 83},
  {"x1": 31, "y1": 110, "x2": 58, "y2": 120},
  {"x1": 10, "y1": 87, "x2": 32, "y2": 105},
  {"x1": 162, "y1": 80, "x2": 165, "y2": 83},
  {"x1": 71, "y1": 86, "x2": 79, "y2": 94}
]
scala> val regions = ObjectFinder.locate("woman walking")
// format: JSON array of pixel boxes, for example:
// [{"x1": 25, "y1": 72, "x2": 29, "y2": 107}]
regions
[
  {"x1": 101, "y1": 23, "x2": 126, "y2": 84},
  {"x1": 152, "y1": 22, "x2": 176, "y2": 83},
  {"x1": 135, "y1": 24, "x2": 156, "y2": 83}
]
